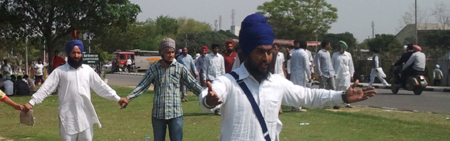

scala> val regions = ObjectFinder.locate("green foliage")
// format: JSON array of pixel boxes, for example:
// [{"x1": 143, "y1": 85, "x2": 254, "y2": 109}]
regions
[
  {"x1": 1, "y1": 0, "x2": 141, "y2": 71},
  {"x1": 177, "y1": 17, "x2": 212, "y2": 35},
  {"x1": 320, "y1": 32, "x2": 357, "y2": 52},
  {"x1": 176, "y1": 31, "x2": 236, "y2": 56},
  {"x1": 257, "y1": 0, "x2": 338, "y2": 40},
  {"x1": 367, "y1": 34, "x2": 403, "y2": 62}
]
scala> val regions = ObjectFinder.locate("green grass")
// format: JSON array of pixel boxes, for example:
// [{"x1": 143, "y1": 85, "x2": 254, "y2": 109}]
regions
[{"x1": 0, "y1": 86, "x2": 449, "y2": 141}]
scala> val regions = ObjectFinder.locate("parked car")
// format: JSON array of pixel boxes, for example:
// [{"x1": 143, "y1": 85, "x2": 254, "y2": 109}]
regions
[{"x1": 102, "y1": 62, "x2": 112, "y2": 72}]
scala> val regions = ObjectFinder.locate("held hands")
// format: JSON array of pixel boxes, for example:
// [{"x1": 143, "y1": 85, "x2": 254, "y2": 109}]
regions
[
  {"x1": 345, "y1": 80, "x2": 376, "y2": 103},
  {"x1": 118, "y1": 98, "x2": 130, "y2": 109},
  {"x1": 23, "y1": 103, "x2": 33, "y2": 113},
  {"x1": 14, "y1": 104, "x2": 24, "y2": 111},
  {"x1": 205, "y1": 81, "x2": 222, "y2": 107}
]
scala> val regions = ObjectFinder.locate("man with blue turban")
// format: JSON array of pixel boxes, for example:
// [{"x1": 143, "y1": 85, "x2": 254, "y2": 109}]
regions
[
  {"x1": 24, "y1": 40, "x2": 122, "y2": 140},
  {"x1": 199, "y1": 14, "x2": 377, "y2": 141}
]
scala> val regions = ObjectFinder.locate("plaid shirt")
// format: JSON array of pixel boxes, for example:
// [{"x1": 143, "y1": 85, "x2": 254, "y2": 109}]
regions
[{"x1": 127, "y1": 61, "x2": 203, "y2": 119}]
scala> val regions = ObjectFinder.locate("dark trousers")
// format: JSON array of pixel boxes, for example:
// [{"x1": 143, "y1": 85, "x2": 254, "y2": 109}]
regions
[
  {"x1": 393, "y1": 66, "x2": 402, "y2": 84},
  {"x1": 152, "y1": 116, "x2": 183, "y2": 141},
  {"x1": 434, "y1": 79, "x2": 441, "y2": 86},
  {"x1": 401, "y1": 66, "x2": 417, "y2": 85}
]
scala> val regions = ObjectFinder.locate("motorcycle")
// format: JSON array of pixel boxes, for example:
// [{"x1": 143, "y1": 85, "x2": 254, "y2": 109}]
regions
[
  {"x1": 391, "y1": 66, "x2": 427, "y2": 95},
  {"x1": 122, "y1": 63, "x2": 140, "y2": 73}
]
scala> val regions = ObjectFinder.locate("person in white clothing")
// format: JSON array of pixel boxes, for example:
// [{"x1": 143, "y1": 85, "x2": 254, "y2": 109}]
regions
[
  {"x1": 369, "y1": 49, "x2": 390, "y2": 87},
  {"x1": 332, "y1": 41, "x2": 355, "y2": 109},
  {"x1": 332, "y1": 41, "x2": 355, "y2": 91},
  {"x1": 272, "y1": 43, "x2": 285, "y2": 77},
  {"x1": 305, "y1": 45, "x2": 314, "y2": 87},
  {"x1": 3, "y1": 76, "x2": 14, "y2": 96},
  {"x1": 126, "y1": 58, "x2": 132, "y2": 72},
  {"x1": 23, "y1": 40, "x2": 122, "y2": 141},
  {"x1": 34, "y1": 59, "x2": 46, "y2": 86},
  {"x1": 290, "y1": 40, "x2": 311, "y2": 87},
  {"x1": 200, "y1": 14, "x2": 376, "y2": 141},
  {"x1": 1, "y1": 60, "x2": 12, "y2": 79},
  {"x1": 203, "y1": 44, "x2": 225, "y2": 115}
]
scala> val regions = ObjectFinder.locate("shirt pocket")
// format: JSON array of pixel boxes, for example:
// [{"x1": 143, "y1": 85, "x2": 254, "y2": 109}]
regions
[
  {"x1": 265, "y1": 99, "x2": 280, "y2": 123},
  {"x1": 171, "y1": 76, "x2": 180, "y2": 88}
]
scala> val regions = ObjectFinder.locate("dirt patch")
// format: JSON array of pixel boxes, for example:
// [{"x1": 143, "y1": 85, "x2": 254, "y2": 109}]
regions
[{"x1": 0, "y1": 136, "x2": 13, "y2": 141}]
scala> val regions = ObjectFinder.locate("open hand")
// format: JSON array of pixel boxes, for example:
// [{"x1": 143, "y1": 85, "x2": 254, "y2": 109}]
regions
[
  {"x1": 118, "y1": 98, "x2": 130, "y2": 109},
  {"x1": 205, "y1": 81, "x2": 222, "y2": 107},
  {"x1": 346, "y1": 80, "x2": 376, "y2": 103}
]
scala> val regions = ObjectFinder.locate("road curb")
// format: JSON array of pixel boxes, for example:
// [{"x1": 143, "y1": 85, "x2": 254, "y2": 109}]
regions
[
  {"x1": 313, "y1": 82, "x2": 450, "y2": 92},
  {"x1": 113, "y1": 72, "x2": 145, "y2": 76}
]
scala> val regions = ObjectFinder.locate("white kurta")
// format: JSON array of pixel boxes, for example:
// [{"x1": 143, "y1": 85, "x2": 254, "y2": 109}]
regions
[
  {"x1": 199, "y1": 64, "x2": 344, "y2": 141},
  {"x1": 290, "y1": 48, "x2": 311, "y2": 86},
  {"x1": 332, "y1": 51, "x2": 355, "y2": 91},
  {"x1": 29, "y1": 64, "x2": 120, "y2": 135},
  {"x1": 203, "y1": 53, "x2": 225, "y2": 81},
  {"x1": 274, "y1": 52, "x2": 285, "y2": 76}
]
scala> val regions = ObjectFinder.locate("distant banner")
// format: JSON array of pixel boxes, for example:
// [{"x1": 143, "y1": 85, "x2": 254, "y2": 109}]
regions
[{"x1": 83, "y1": 53, "x2": 100, "y2": 65}]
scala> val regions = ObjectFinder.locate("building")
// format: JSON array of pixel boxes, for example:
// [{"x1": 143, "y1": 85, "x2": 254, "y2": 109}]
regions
[{"x1": 396, "y1": 23, "x2": 450, "y2": 45}]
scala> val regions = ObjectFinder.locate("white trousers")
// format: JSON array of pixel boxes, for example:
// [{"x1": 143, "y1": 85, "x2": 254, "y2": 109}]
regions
[
  {"x1": 369, "y1": 69, "x2": 389, "y2": 87},
  {"x1": 59, "y1": 120, "x2": 94, "y2": 141}
]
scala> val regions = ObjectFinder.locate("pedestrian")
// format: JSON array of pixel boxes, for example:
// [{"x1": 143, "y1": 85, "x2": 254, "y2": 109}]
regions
[
  {"x1": 272, "y1": 43, "x2": 285, "y2": 77},
  {"x1": 3, "y1": 76, "x2": 14, "y2": 96},
  {"x1": 290, "y1": 40, "x2": 311, "y2": 87},
  {"x1": 305, "y1": 45, "x2": 315, "y2": 87},
  {"x1": 23, "y1": 40, "x2": 122, "y2": 140},
  {"x1": 195, "y1": 46, "x2": 208, "y2": 87},
  {"x1": 332, "y1": 41, "x2": 355, "y2": 108},
  {"x1": 203, "y1": 43, "x2": 225, "y2": 115},
  {"x1": 199, "y1": 13, "x2": 376, "y2": 141},
  {"x1": 433, "y1": 64, "x2": 443, "y2": 86},
  {"x1": 126, "y1": 57, "x2": 132, "y2": 72},
  {"x1": 369, "y1": 50, "x2": 390, "y2": 87},
  {"x1": 118, "y1": 38, "x2": 203, "y2": 141},
  {"x1": 34, "y1": 59, "x2": 46, "y2": 85},
  {"x1": 177, "y1": 47, "x2": 199, "y2": 102},
  {"x1": 52, "y1": 50, "x2": 66, "y2": 70},
  {"x1": 315, "y1": 40, "x2": 336, "y2": 90},
  {"x1": 223, "y1": 41, "x2": 238, "y2": 73},
  {"x1": 23, "y1": 75, "x2": 36, "y2": 93}
]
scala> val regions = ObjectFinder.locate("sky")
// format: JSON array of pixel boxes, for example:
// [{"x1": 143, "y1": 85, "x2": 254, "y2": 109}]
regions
[{"x1": 129, "y1": 0, "x2": 449, "y2": 42}]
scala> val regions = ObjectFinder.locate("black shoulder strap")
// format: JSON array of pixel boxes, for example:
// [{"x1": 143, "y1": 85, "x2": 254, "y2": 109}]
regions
[{"x1": 229, "y1": 71, "x2": 271, "y2": 141}]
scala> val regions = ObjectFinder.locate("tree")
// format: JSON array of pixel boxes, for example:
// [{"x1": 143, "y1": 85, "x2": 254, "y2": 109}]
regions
[
  {"x1": 257, "y1": 0, "x2": 338, "y2": 40},
  {"x1": 367, "y1": 34, "x2": 403, "y2": 62},
  {"x1": 177, "y1": 17, "x2": 212, "y2": 35},
  {"x1": 1, "y1": 0, "x2": 141, "y2": 72},
  {"x1": 320, "y1": 32, "x2": 357, "y2": 53},
  {"x1": 176, "y1": 31, "x2": 235, "y2": 57},
  {"x1": 425, "y1": 30, "x2": 450, "y2": 63},
  {"x1": 432, "y1": 2, "x2": 450, "y2": 30}
]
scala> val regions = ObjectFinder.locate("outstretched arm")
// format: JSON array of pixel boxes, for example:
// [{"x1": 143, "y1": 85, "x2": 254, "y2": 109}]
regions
[
  {"x1": 119, "y1": 66, "x2": 155, "y2": 108},
  {"x1": 25, "y1": 69, "x2": 60, "y2": 111}
]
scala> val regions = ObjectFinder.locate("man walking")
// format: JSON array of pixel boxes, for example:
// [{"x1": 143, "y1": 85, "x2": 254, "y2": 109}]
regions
[
  {"x1": 315, "y1": 41, "x2": 336, "y2": 90},
  {"x1": 203, "y1": 44, "x2": 225, "y2": 115},
  {"x1": 369, "y1": 50, "x2": 390, "y2": 87},
  {"x1": 118, "y1": 38, "x2": 203, "y2": 141},
  {"x1": 196, "y1": 46, "x2": 208, "y2": 87},
  {"x1": 177, "y1": 47, "x2": 199, "y2": 102},
  {"x1": 199, "y1": 14, "x2": 376, "y2": 141},
  {"x1": 23, "y1": 40, "x2": 122, "y2": 141}
]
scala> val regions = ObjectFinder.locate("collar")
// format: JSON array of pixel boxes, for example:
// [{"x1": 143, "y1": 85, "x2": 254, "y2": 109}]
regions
[
  {"x1": 67, "y1": 63, "x2": 84, "y2": 70},
  {"x1": 233, "y1": 62, "x2": 273, "y2": 82},
  {"x1": 157, "y1": 60, "x2": 176, "y2": 67}
]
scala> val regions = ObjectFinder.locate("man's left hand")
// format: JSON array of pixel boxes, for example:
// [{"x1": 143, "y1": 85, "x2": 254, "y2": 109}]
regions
[{"x1": 346, "y1": 80, "x2": 376, "y2": 103}]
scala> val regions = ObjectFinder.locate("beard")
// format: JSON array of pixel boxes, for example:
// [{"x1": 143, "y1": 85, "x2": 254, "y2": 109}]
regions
[
  {"x1": 245, "y1": 57, "x2": 269, "y2": 81},
  {"x1": 68, "y1": 56, "x2": 83, "y2": 69}
]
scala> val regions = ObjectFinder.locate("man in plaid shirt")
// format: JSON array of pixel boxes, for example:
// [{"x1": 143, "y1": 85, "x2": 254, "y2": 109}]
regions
[{"x1": 119, "y1": 38, "x2": 203, "y2": 141}]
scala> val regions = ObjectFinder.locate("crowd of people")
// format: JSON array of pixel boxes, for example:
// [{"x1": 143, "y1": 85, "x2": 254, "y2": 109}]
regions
[{"x1": 0, "y1": 13, "x2": 443, "y2": 141}]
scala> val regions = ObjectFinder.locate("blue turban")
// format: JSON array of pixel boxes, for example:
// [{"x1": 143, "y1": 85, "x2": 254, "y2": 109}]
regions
[
  {"x1": 65, "y1": 40, "x2": 84, "y2": 55},
  {"x1": 239, "y1": 14, "x2": 274, "y2": 56}
]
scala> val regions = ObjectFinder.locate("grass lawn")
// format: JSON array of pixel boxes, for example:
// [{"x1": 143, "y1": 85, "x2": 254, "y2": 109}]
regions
[{"x1": 0, "y1": 86, "x2": 449, "y2": 140}]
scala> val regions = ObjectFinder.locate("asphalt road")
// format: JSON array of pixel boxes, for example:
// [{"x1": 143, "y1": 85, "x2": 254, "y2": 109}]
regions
[{"x1": 106, "y1": 74, "x2": 450, "y2": 114}]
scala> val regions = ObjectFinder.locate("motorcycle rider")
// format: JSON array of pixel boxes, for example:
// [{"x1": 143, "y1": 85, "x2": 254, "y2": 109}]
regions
[
  {"x1": 393, "y1": 44, "x2": 414, "y2": 84},
  {"x1": 400, "y1": 45, "x2": 426, "y2": 88}
]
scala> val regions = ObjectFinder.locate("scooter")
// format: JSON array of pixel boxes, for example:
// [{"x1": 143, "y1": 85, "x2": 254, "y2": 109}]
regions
[{"x1": 391, "y1": 66, "x2": 427, "y2": 95}]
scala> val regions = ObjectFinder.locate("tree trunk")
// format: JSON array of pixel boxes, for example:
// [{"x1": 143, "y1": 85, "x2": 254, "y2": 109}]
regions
[{"x1": 45, "y1": 38, "x2": 55, "y2": 73}]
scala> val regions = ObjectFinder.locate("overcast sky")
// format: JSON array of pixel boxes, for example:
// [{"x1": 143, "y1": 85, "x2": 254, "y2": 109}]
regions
[{"x1": 129, "y1": 0, "x2": 449, "y2": 42}]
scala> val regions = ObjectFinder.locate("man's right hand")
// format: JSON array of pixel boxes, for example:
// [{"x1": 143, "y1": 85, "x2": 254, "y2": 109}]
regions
[
  {"x1": 205, "y1": 81, "x2": 222, "y2": 107},
  {"x1": 23, "y1": 103, "x2": 33, "y2": 113}
]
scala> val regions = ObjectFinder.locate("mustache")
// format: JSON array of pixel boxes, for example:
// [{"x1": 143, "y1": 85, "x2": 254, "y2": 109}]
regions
[{"x1": 68, "y1": 56, "x2": 83, "y2": 68}]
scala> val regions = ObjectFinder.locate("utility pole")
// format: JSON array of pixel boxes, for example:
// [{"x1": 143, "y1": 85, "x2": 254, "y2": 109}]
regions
[
  {"x1": 371, "y1": 21, "x2": 375, "y2": 38},
  {"x1": 26, "y1": 37, "x2": 28, "y2": 75},
  {"x1": 415, "y1": 0, "x2": 418, "y2": 45}
]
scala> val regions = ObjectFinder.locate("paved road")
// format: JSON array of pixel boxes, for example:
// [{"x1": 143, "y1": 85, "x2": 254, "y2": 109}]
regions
[{"x1": 106, "y1": 74, "x2": 450, "y2": 114}]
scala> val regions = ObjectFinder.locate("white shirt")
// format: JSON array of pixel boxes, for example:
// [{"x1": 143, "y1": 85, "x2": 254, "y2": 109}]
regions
[
  {"x1": 34, "y1": 64, "x2": 45, "y2": 76},
  {"x1": 203, "y1": 53, "x2": 225, "y2": 81},
  {"x1": 332, "y1": 51, "x2": 355, "y2": 87},
  {"x1": 199, "y1": 64, "x2": 343, "y2": 141},
  {"x1": 29, "y1": 64, "x2": 120, "y2": 134},
  {"x1": 4, "y1": 80, "x2": 14, "y2": 95},
  {"x1": 290, "y1": 48, "x2": 311, "y2": 86},
  {"x1": 196, "y1": 56, "x2": 206, "y2": 72},
  {"x1": 1, "y1": 64, "x2": 12, "y2": 75},
  {"x1": 274, "y1": 52, "x2": 285, "y2": 75},
  {"x1": 286, "y1": 59, "x2": 291, "y2": 74},
  {"x1": 231, "y1": 55, "x2": 241, "y2": 71},
  {"x1": 126, "y1": 59, "x2": 132, "y2": 65}
]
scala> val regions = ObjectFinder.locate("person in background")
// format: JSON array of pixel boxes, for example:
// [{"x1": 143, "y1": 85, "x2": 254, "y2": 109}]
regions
[
  {"x1": 23, "y1": 75, "x2": 36, "y2": 93},
  {"x1": 223, "y1": 41, "x2": 238, "y2": 73},
  {"x1": 1, "y1": 60, "x2": 12, "y2": 79},
  {"x1": 315, "y1": 40, "x2": 336, "y2": 90},
  {"x1": 401, "y1": 45, "x2": 426, "y2": 88},
  {"x1": 332, "y1": 41, "x2": 355, "y2": 109},
  {"x1": 272, "y1": 43, "x2": 285, "y2": 77},
  {"x1": 177, "y1": 47, "x2": 199, "y2": 102},
  {"x1": 3, "y1": 76, "x2": 14, "y2": 96},
  {"x1": 203, "y1": 44, "x2": 225, "y2": 115},
  {"x1": 196, "y1": 46, "x2": 208, "y2": 87},
  {"x1": 15, "y1": 75, "x2": 30, "y2": 95},
  {"x1": 290, "y1": 40, "x2": 311, "y2": 87},
  {"x1": 52, "y1": 50, "x2": 66, "y2": 70},
  {"x1": 126, "y1": 58, "x2": 132, "y2": 73},
  {"x1": 369, "y1": 50, "x2": 390, "y2": 87},
  {"x1": 34, "y1": 59, "x2": 46, "y2": 86},
  {"x1": 433, "y1": 64, "x2": 443, "y2": 86}
]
